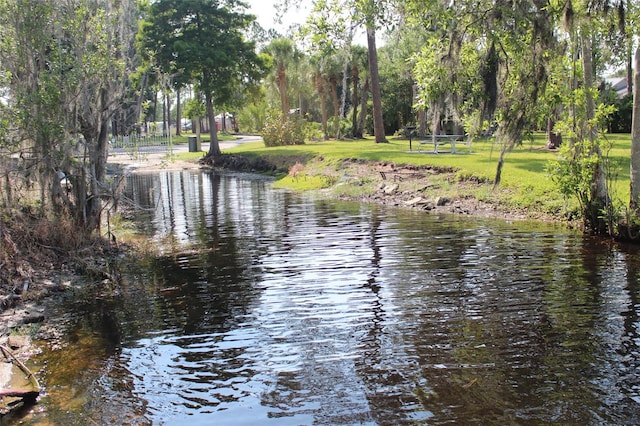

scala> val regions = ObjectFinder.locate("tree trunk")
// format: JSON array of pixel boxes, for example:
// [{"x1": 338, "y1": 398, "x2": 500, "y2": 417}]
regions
[
  {"x1": 366, "y1": 24, "x2": 386, "y2": 143},
  {"x1": 630, "y1": 45, "x2": 640, "y2": 212},
  {"x1": 316, "y1": 71, "x2": 329, "y2": 140},
  {"x1": 351, "y1": 65, "x2": 359, "y2": 138},
  {"x1": 136, "y1": 73, "x2": 148, "y2": 125},
  {"x1": 206, "y1": 93, "x2": 221, "y2": 157},
  {"x1": 582, "y1": 31, "x2": 609, "y2": 234},
  {"x1": 358, "y1": 79, "x2": 369, "y2": 138},
  {"x1": 88, "y1": 111, "x2": 110, "y2": 231},
  {"x1": 337, "y1": 60, "x2": 349, "y2": 140},
  {"x1": 329, "y1": 73, "x2": 340, "y2": 138},
  {"x1": 76, "y1": 88, "x2": 110, "y2": 234},
  {"x1": 153, "y1": 91, "x2": 158, "y2": 125},
  {"x1": 546, "y1": 117, "x2": 562, "y2": 148},
  {"x1": 494, "y1": 156, "x2": 504, "y2": 188},
  {"x1": 176, "y1": 88, "x2": 182, "y2": 136},
  {"x1": 166, "y1": 93, "x2": 172, "y2": 137},
  {"x1": 328, "y1": 75, "x2": 339, "y2": 117},
  {"x1": 418, "y1": 110, "x2": 427, "y2": 137},
  {"x1": 277, "y1": 64, "x2": 289, "y2": 114},
  {"x1": 195, "y1": 114, "x2": 202, "y2": 144},
  {"x1": 431, "y1": 102, "x2": 442, "y2": 147},
  {"x1": 627, "y1": 43, "x2": 633, "y2": 96},
  {"x1": 412, "y1": 84, "x2": 427, "y2": 137},
  {"x1": 162, "y1": 95, "x2": 167, "y2": 136}
]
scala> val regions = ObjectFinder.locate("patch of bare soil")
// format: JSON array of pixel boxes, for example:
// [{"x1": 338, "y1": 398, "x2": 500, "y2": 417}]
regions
[
  {"x1": 289, "y1": 157, "x2": 557, "y2": 223},
  {"x1": 107, "y1": 151, "x2": 204, "y2": 173},
  {"x1": 343, "y1": 160, "x2": 537, "y2": 221}
]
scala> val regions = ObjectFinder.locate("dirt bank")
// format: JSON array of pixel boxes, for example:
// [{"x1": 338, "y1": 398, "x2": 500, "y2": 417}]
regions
[
  {"x1": 200, "y1": 153, "x2": 559, "y2": 223},
  {"x1": 109, "y1": 149, "x2": 527, "y2": 223}
]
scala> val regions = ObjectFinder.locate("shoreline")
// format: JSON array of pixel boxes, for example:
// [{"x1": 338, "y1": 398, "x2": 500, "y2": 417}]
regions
[
  {"x1": 0, "y1": 146, "x2": 572, "y2": 356},
  {"x1": 107, "y1": 134, "x2": 563, "y2": 223},
  {"x1": 0, "y1": 144, "x2": 586, "y2": 412},
  {"x1": 198, "y1": 151, "x2": 568, "y2": 225},
  {"x1": 110, "y1": 147, "x2": 573, "y2": 226}
]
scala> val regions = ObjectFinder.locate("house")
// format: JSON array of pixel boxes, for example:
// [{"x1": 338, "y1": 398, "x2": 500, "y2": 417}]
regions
[{"x1": 605, "y1": 77, "x2": 629, "y2": 99}]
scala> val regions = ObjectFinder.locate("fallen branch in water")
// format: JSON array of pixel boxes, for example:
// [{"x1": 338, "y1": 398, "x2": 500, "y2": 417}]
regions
[
  {"x1": 0, "y1": 344, "x2": 40, "y2": 402},
  {"x1": 0, "y1": 388, "x2": 39, "y2": 399}
]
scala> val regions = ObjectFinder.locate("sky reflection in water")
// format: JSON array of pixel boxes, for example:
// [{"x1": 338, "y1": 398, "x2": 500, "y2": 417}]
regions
[{"x1": 27, "y1": 170, "x2": 640, "y2": 425}]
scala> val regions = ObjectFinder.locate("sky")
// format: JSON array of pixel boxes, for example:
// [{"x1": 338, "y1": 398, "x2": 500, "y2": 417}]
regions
[
  {"x1": 244, "y1": 0, "x2": 369, "y2": 47},
  {"x1": 245, "y1": 0, "x2": 311, "y2": 35}
]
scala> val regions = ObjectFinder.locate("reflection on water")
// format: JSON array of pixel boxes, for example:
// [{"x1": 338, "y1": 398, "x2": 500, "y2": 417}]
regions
[{"x1": 23, "y1": 170, "x2": 640, "y2": 425}]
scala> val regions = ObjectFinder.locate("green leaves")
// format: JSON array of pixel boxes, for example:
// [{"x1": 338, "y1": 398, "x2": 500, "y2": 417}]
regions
[
  {"x1": 261, "y1": 110, "x2": 307, "y2": 146},
  {"x1": 139, "y1": 0, "x2": 267, "y2": 155}
]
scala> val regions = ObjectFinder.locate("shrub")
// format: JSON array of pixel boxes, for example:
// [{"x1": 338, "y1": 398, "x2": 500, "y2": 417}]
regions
[
  {"x1": 237, "y1": 100, "x2": 268, "y2": 134},
  {"x1": 261, "y1": 110, "x2": 306, "y2": 147},
  {"x1": 327, "y1": 116, "x2": 354, "y2": 139},
  {"x1": 304, "y1": 121, "x2": 324, "y2": 141},
  {"x1": 607, "y1": 93, "x2": 632, "y2": 133}
]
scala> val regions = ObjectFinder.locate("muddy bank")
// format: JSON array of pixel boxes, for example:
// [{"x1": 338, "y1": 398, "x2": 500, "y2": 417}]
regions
[
  {"x1": 199, "y1": 151, "x2": 311, "y2": 175},
  {"x1": 0, "y1": 213, "x2": 123, "y2": 419},
  {"x1": 0, "y1": 150, "x2": 205, "y2": 346}
]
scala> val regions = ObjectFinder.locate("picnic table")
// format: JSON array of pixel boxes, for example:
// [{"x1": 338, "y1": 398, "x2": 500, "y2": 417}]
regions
[{"x1": 416, "y1": 134, "x2": 469, "y2": 154}]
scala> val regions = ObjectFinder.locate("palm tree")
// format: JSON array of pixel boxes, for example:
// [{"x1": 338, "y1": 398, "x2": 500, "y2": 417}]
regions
[
  {"x1": 350, "y1": 46, "x2": 368, "y2": 138},
  {"x1": 265, "y1": 38, "x2": 296, "y2": 115}
]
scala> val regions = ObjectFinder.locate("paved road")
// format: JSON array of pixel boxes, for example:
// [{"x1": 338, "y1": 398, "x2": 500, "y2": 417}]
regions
[
  {"x1": 219, "y1": 134, "x2": 262, "y2": 150},
  {"x1": 109, "y1": 134, "x2": 262, "y2": 156}
]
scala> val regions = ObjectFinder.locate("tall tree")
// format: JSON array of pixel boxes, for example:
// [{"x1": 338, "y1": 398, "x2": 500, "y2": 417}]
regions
[
  {"x1": 554, "y1": 0, "x2": 619, "y2": 234},
  {"x1": 0, "y1": 0, "x2": 138, "y2": 234},
  {"x1": 303, "y1": 0, "x2": 349, "y2": 139},
  {"x1": 631, "y1": 45, "x2": 640, "y2": 212},
  {"x1": 304, "y1": 0, "x2": 388, "y2": 142},
  {"x1": 409, "y1": 0, "x2": 556, "y2": 183},
  {"x1": 140, "y1": 0, "x2": 265, "y2": 157},
  {"x1": 350, "y1": 45, "x2": 368, "y2": 138},
  {"x1": 376, "y1": 23, "x2": 425, "y2": 135},
  {"x1": 264, "y1": 38, "x2": 296, "y2": 114},
  {"x1": 312, "y1": 64, "x2": 330, "y2": 139},
  {"x1": 363, "y1": 0, "x2": 387, "y2": 143},
  {"x1": 325, "y1": 55, "x2": 343, "y2": 132},
  {"x1": 627, "y1": 1, "x2": 640, "y2": 218}
]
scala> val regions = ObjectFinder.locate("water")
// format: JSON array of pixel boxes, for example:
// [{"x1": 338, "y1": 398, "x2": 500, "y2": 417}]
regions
[{"x1": 18, "y1": 170, "x2": 640, "y2": 425}]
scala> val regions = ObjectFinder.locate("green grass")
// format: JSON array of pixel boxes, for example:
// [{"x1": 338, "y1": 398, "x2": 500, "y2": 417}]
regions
[
  {"x1": 210, "y1": 133, "x2": 634, "y2": 219},
  {"x1": 273, "y1": 174, "x2": 336, "y2": 190}
]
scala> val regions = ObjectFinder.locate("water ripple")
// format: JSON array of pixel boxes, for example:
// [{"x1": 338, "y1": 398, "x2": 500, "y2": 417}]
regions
[{"x1": 32, "y1": 172, "x2": 640, "y2": 426}]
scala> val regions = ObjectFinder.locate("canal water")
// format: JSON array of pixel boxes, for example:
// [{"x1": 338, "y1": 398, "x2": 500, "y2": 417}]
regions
[{"x1": 17, "y1": 170, "x2": 640, "y2": 424}]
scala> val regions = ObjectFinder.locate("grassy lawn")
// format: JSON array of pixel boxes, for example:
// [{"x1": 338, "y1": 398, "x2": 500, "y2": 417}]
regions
[{"x1": 218, "y1": 132, "x2": 632, "y2": 219}]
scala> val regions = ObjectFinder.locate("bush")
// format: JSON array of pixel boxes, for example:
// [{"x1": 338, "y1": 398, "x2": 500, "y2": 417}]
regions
[
  {"x1": 328, "y1": 116, "x2": 353, "y2": 139},
  {"x1": 607, "y1": 93, "x2": 632, "y2": 133},
  {"x1": 304, "y1": 121, "x2": 324, "y2": 141},
  {"x1": 237, "y1": 100, "x2": 268, "y2": 134},
  {"x1": 261, "y1": 110, "x2": 307, "y2": 147}
]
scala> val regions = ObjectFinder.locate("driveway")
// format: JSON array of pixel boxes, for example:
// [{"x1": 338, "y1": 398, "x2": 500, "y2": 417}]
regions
[{"x1": 108, "y1": 134, "x2": 262, "y2": 173}]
